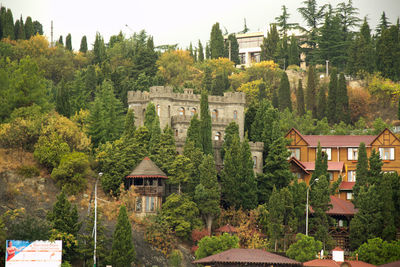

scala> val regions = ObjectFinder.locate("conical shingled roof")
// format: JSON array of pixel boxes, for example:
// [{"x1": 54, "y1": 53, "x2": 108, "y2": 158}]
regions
[{"x1": 126, "y1": 157, "x2": 167, "y2": 179}]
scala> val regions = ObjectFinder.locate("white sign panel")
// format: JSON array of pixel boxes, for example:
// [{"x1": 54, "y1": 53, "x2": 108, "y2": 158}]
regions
[{"x1": 6, "y1": 240, "x2": 62, "y2": 267}]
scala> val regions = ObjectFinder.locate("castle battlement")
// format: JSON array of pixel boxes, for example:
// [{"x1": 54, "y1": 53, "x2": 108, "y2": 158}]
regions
[{"x1": 249, "y1": 142, "x2": 264, "y2": 151}]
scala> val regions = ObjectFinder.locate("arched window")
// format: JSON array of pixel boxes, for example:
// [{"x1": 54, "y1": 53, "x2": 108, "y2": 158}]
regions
[
  {"x1": 168, "y1": 105, "x2": 171, "y2": 117},
  {"x1": 156, "y1": 104, "x2": 161, "y2": 116},
  {"x1": 215, "y1": 132, "x2": 221, "y2": 141},
  {"x1": 253, "y1": 156, "x2": 257, "y2": 168},
  {"x1": 175, "y1": 129, "x2": 178, "y2": 137},
  {"x1": 179, "y1": 107, "x2": 185, "y2": 116},
  {"x1": 190, "y1": 108, "x2": 197, "y2": 116},
  {"x1": 212, "y1": 109, "x2": 218, "y2": 119},
  {"x1": 233, "y1": 110, "x2": 238, "y2": 119}
]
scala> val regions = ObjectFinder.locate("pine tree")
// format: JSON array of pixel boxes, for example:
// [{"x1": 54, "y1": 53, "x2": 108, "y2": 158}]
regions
[
  {"x1": 336, "y1": 73, "x2": 350, "y2": 123},
  {"x1": 210, "y1": 22, "x2": 225, "y2": 59},
  {"x1": 296, "y1": 79, "x2": 305, "y2": 116},
  {"x1": 376, "y1": 11, "x2": 391, "y2": 36},
  {"x1": 79, "y1": 35, "x2": 88, "y2": 53},
  {"x1": 376, "y1": 25, "x2": 400, "y2": 81},
  {"x1": 194, "y1": 154, "x2": 220, "y2": 233},
  {"x1": 66, "y1": 33, "x2": 72, "y2": 51},
  {"x1": 200, "y1": 90, "x2": 213, "y2": 155},
  {"x1": 327, "y1": 68, "x2": 338, "y2": 123},
  {"x1": 275, "y1": 5, "x2": 298, "y2": 36},
  {"x1": 268, "y1": 187, "x2": 284, "y2": 251},
  {"x1": 261, "y1": 24, "x2": 280, "y2": 61},
  {"x1": 316, "y1": 83, "x2": 327, "y2": 120},
  {"x1": 85, "y1": 65, "x2": 97, "y2": 101},
  {"x1": 305, "y1": 65, "x2": 317, "y2": 117},
  {"x1": 24, "y1": 16, "x2": 34, "y2": 39},
  {"x1": 278, "y1": 71, "x2": 292, "y2": 111},
  {"x1": 111, "y1": 205, "x2": 135, "y2": 267},
  {"x1": 198, "y1": 40, "x2": 204, "y2": 62}
]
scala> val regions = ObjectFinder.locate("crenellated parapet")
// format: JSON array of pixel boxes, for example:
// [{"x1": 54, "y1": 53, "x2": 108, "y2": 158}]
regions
[{"x1": 249, "y1": 142, "x2": 264, "y2": 152}]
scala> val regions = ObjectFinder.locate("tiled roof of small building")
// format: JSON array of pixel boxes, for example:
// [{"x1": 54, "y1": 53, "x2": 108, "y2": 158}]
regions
[
  {"x1": 310, "y1": 196, "x2": 358, "y2": 216},
  {"x1": 193, "y1": 248, "x2": 301, "y2": 265},
  {"x1": 379, "y1": 260, "x2": 400, "y2": 267},
  {"x1": 301, "y1": 135, "x2": 376, "y2": 147},
  {"x1": 301, "y1": 161, "x2": 345, "y2": 171},
  {"x1": 339, "y1": 181, "x2": 355, "y2": 191},
  {"x1": 126, "y1": 157, "x2": 167, "y2": 178},
  {"x1": 304, "y1": 259, "x2": 376, "y2": 267}
]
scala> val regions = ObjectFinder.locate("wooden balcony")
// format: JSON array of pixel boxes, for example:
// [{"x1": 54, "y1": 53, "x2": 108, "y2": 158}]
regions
[{"x1": 134, "y1": 185, "x2": 164, "y2": 196}]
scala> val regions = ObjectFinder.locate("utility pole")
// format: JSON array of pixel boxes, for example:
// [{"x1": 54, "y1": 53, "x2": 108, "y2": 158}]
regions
[
  {"x1": 326, "y1": 60, "x2": 329, "y2": 78},
  {"x1": 93, "y1": 172, "x2": 103, "y2": 267}
]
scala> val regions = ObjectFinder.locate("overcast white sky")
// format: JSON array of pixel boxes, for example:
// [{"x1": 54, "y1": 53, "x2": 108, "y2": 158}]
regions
[{"x1": 1, "y1": 0, "x2": 399, "y2": 51}]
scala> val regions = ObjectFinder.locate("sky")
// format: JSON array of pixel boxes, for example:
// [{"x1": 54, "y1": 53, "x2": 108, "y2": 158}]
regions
[{"x1": 1, "y1": 0, "x2": 399, "y2": 51}]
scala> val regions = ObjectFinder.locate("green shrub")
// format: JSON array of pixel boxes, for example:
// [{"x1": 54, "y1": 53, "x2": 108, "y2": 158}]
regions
[{"x1": 16, "y1": 165, "x2": 40, "y2": 178}]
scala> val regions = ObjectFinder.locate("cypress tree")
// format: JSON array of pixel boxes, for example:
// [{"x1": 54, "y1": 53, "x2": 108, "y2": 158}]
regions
[
  {"x1": 261, "y1": 24, "x2": 280, "y2": 62},
  {"x1": 85, "y1": 65, "x2": 97, "y2": 101},
  {"x1": 258, "y1": 82, "x2": 267, "y2": 100},
  {"x1": 14, "y1": 19, "x2": 20, "y2": 40},
  {"x1": 205, "y1": 42, "x2": 211, "y2": 60},
  {"x1": 32, "y1": 20, "x2": 43, "y2": 35},
  {"x1": 209, "y1": 22, "x2": 224, "y2": 59},
  {"x1": 316, "y1": 83, "x2": 327, "y2": 120},
  {"x1": 327, "y1": 68, "x2": 338, "y2": 123},
  {"x1": 79, "y1": 35, "x2": 88, "y2": 53},
  {"x1": 194, "y1": 154, "x2": 220, "y2": 233},
  {"x1": 24, "y1": 16, "x2": 34, "y2": 39},
  {"x1": 151, "y1": 125, "x2": 176, "y2": 175},
  {"x1": 15, "y1": 16, "x2": 25, "y2": 40},
  {"x1": 288, "y1": 34, "x2": 300, "y2": 66},
  {"x1": 311, "y1": 143, "x2": 328, "y2": 185},
  {"x1": 198, "y1": 40, "x2": 204, "y2": 62},
  {"x1": 111, "y1": 205, "x2": 135, "y2": 267},
  {"x1": 202, "y1": 66, "x2": 212, "y2": 92},
  {"x1": 3, "y1": 8, "x2": 14, "y2": 39},
  {"x1": 239, "y1": 136, "x2": 258, "y2": 210},
  {"x1": 200, "y1": 90, "x2": 213, "y2": 155},
  {"x1": 144, "y1": 102, "x2": 161, "y2": 155},
  {"x1": 225, "y1": 34, "x2": 240, "y2": 65},
  {"x1": 272, "y1": 88, "x2": 279, "y2": 109},
  {"x1": 55, "y1": 79, "x2": 71, "y2": 117},
  {"x1": 0, "y1": 7, "x2": 6, "y2": 40},
  {"x1": 212, "y1": 71, "x2": 229, "y2": 96},
  {"x1": 186, "y1": 113, "x2": 202, "y2": 150},
  {"x1": 221, "y1": 122, "x2": 239, "y2": 161},
  {"x1": 58, "y1": 35, "x2": 63, "y2": 46},
  {"x1": 257, "y1": 121, "x2": 293, "y2": 204},
  {"x1": 296, "y1": 79, "x2": 305, "y2": 116},
  {"x1": 123, "y1": 109, "x2": 136, "y2": 139},
  {"x1": 376, "y1": 25, "x2": 400, "y2": 81},
  {"x1": 278, "y1": 71, "x2": 292, "y2": 111},
  {"x1": 305, "y1": 65, "x2": 317, "y2": 117},
  {"x1": 93, "y1": 32, "x2": 106, "y2": 64},
  {"x1": 189, "y1": 42, "x2": 194, "y2": 60},
  {"x1": 66, "y1": 33, "x2": 72, "y2": 51},
  {"x1": 336, "y1": 73, "x2": 350, "y2": 123}
]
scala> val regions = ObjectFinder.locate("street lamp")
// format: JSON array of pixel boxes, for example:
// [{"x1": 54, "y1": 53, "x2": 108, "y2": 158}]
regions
[
  {"x1": 306, "y1": 178, "x2": 319, "y2": 236},
  {"x1": 94, "y1": 172, "x2": 103, "y2": 267}
]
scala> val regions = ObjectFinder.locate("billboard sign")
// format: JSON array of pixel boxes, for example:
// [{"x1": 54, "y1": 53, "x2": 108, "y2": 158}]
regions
[{"x1": 6, "y1": 240, "x2": 62, "y2": 267}]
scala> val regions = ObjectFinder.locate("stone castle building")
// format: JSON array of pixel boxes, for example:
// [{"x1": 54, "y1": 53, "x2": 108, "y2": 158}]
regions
[{"x1": 127, "y1": 86, "x2": 263, "y2": 173}]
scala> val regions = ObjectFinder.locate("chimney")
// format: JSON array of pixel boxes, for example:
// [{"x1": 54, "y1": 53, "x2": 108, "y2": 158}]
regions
[{"x1": 332, "y1": 247, "x2": 344, "y2": 262}]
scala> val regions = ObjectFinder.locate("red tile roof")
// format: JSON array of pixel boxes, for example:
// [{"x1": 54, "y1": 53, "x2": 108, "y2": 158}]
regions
[
  {"x1": 339, "y1": 181, "x2": 355, "y2": 191},
  {"x1": 332, "y1": 247, "x2": 344, "y2": 251},
  {"x1": 304, "y1": 259, "x2": 376, "y2": 267},
  {"x1": 379, "y1": 260, "x2": 400, "y2": 267},
  {"x1": 310, "y1": 196, "x2": 358, "y2": 216},
  {"x1": 301, "y1": 162, "x2": 345, "y2": 172},
  {"x1": 289, "y1": 157, "x2": 311, "y2": 174},
  {"x1": 193, "y1": 248, "x2": 302, "y2": 265},
  {"x1": 302, "y1": 135, "x2": 376, "y2": 147}
]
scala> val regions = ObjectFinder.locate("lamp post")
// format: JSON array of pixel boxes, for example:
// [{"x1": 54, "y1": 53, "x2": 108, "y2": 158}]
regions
[
  {"x1": 306, "y1": 178, "x2": 319, "y2": 236},
  {"x1": 94, "y1": 172, "x2": 103, "y2": 267}
]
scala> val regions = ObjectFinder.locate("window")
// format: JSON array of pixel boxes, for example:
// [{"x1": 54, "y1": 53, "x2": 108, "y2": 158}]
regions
[
  {"x1": 215, "y1": 132, "x2": 221, "y2": 141},
  {"x1": 348, "y1": 170, "x2": 356, "y2": 182},
  {"x1": 156, "y1": 104, "x2": 161, "y2": 116},
  {"x1": 346, "y1": 192, "x2": 353, "y2": 200},
  {"x1": 190, "y1": 108, "x2": 197, "y2": 116},
  {"x1": 233, "y1": 111, "x2": 238, "y2": 119},
  {"x1": 289, "y1": 148, "x2": 300, "y2": 160},
  {"x1": 317, "y1": 148, "x2": 332, "y2": 160},
  {"x1": 379, "y1": 147, "x2": 395, "y2": 160},
  {"x1": 348, "y1": 148, "x2": 358, "y2": 160},
  {"x1": 178, "y1": 107, "x2": 185, "y2": 116},
  {"x1": 175, "y1": 129, "x2": 178, "y2": 137},
  {"x1": 253, "y1": 156, "x2": 257, "y2": 168},
  {"x1": 145, "y1": 196, "x2": 156, "y2": 212},
  {"x1": 135, "y1": 197, "x2": 142, "y2": 212},
  {"x1": 328, "y1": 172, "x2": 333, "y2": 181},
  {"x1": 212, "y1": 109, "x2": 218, "y2": 119}
]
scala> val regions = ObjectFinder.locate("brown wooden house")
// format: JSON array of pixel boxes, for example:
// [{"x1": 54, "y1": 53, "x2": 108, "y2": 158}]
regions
[
  {"x1": 125, "y1": 157, "x2": 167, "y2": 216},
  {"x1": 286, "y1": 128, "x2": 400, "y2": 201}
]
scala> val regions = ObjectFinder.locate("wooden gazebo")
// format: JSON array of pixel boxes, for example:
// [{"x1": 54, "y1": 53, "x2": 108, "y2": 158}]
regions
[{"x1": 126, "y1": 157, "x2": 168, "y2": 216}]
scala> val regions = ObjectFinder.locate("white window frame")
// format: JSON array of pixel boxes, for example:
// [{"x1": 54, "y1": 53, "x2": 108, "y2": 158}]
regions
[
  {"x1": 289, "y1": 148, "x2": 300, "y2": 160},
  {"x1": 145, "y1": 196, "x2": 156, "y2": 212},
  {"x1": 348, "y1": 170, "x2": 356, "y2": 182},
  {"x1": 346, "y1": 192, "x2": 353, "y2": 200},
  {"x1": 317, "y1": 148, "x2": 332, "y2": 160},
  {"x1": 379, "y1": 147, "x2": 395, "y2": 160},
  {"x1": 328, "y1": 172, "x2": 333, "y2": 181},
  {"x1": 348, "y1": 148, "x2": 358, "y2": 160}
]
